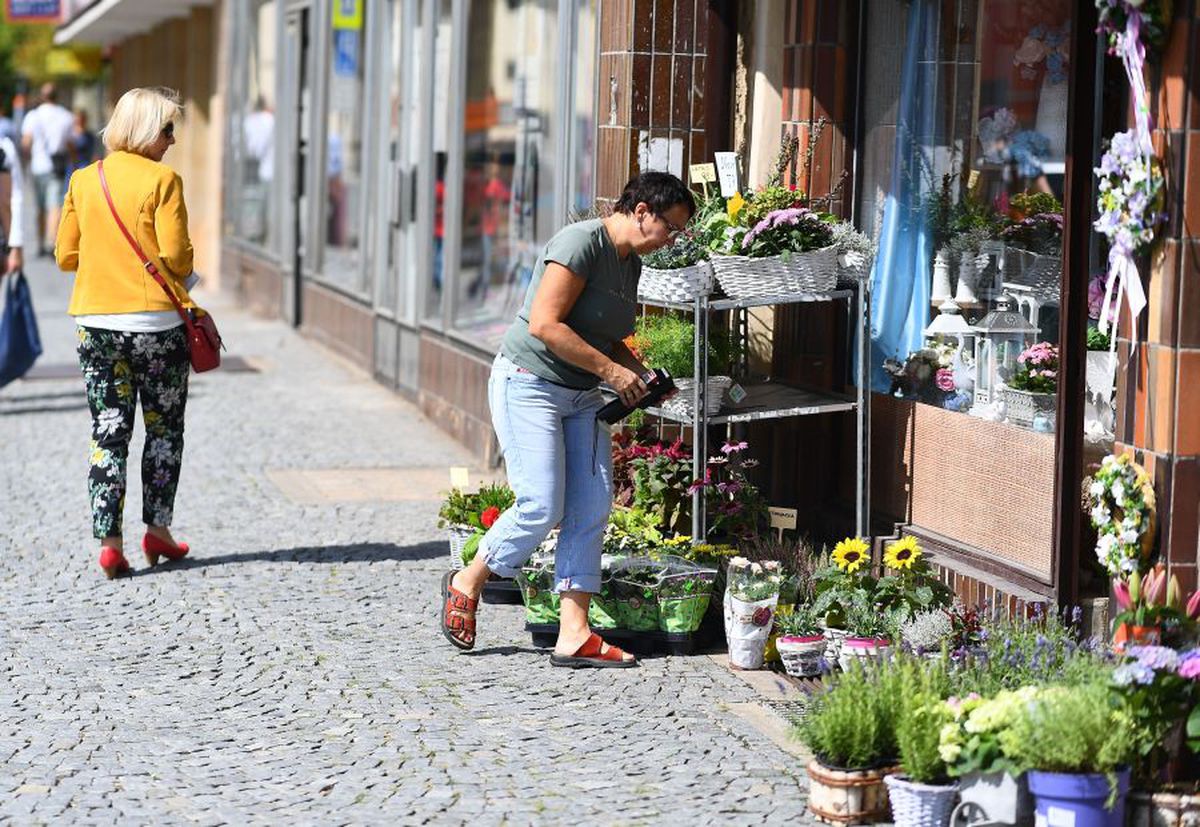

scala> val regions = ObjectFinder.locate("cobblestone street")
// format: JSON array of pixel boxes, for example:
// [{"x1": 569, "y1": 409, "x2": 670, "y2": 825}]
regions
[{"x1": 0, "y1": 259, "x2": 813, "y2": 825}]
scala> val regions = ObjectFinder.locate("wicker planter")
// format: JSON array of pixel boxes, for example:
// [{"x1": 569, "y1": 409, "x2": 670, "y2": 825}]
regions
[
  {"x1": 884, "y1": 774, "x2": 959, "y2": 827},
  {"x1": 777, "y1": 635, "x2": 828, "y2": 677},
  {"x1": 838, "y1": 638, "x2": 892, "y2": 672},
  {"x1": 446, "y1": 524, "x2": 478, "y2": 567},
  {"x1": 710, "y1": 244, "x2": 839, "y2": 299},
  {"x1": 638, "y1": 261, "x2": 714, "y2": 303},
  {"x1": 1001, "y1": 387, "x2": 1055, "y2": 427},
  {"x1": 823, "y1": 626, "x2": 850, "y2": 664},
  {"x1": 1127, "y1": 788, "x2": 1200, "y2": 827},
  {"x1": 664, "y1": 376, "x2": 732, "y2": 418},
  {"x1": 807, "y1": 760, "x2": 895, "y2": 824}
]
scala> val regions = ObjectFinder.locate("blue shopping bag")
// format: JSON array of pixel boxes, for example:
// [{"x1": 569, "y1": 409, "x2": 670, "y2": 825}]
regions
[{"x1": 0, "y1": 272, "x2": 43, "y2": 388}]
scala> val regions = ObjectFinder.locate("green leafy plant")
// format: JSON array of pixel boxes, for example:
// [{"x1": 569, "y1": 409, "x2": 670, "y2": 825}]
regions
[
  {"x1": 603, "y1": 507, "x2": 665, "y2": 557},
  {"x1": 776, "y1": 602, "x2": 823, "y2": 638},
  {"x1": 844, "y1": 596, "x2": 902, "y2": 641},
  {"x1": 726, "y1": 557, "x2": 783, "y2": 602},
  {"x1": 737, "y1": 207, "x2": 836, "y2": 259},
  {"x1": 626, "y1": 437, "x2": 693, "y2": 535},
  {"x1": 939, "y1": 687, "x2": 1038, "y2": 778},
  {"x1": 740, "y1": 184, "x2": 804, "y2": 228},
  {"x1": 1010, "y1": 191, "x2": 1062, "y2": 219},
  {"x1": 642, "y1": 231, "x2": 709, "y2": 269},
  {"x1": 1087, "y1": 325, "x2": 1112, "y2": 351},
  {"x1": 739, "y1": 532, "x2": 821, "y2": 604},
  {"x1": 873, "y1": 537, "x2": 955, "y2": 623},
  {"x1": 894, "y1": 657, "x2": 954, "y2": 784},
  {"x1": 811, "y1": 538, "x2": 878, "y2": 628},
  {"x1": 797, "y1": 660, "x2": 903, "y2": 769},
  {"x1": 631, "y1": 313, "x2": 741, "y2": 379}
]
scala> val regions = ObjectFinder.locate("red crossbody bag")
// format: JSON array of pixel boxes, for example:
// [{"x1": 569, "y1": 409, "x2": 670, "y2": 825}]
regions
[{"x1": 97, "y1": 160, "x2": 223, "y2": 372}]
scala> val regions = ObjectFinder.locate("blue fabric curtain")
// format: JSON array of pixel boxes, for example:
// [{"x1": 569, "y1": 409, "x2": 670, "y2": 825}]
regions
[{"x1": 863, "y1": 0, "x2": 939, "y2": 392}]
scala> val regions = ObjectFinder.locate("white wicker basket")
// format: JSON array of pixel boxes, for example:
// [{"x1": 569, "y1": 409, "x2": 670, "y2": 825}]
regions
[
  {"x1": 446, "y1": 524, "x2": 477, "y2": 567},
  {"x1": 638, "y1": 261, "x2": 714, "y2": 303},
  {"x1": 663, "y1": 376, "x2": 732, "y2": 418},
  {"x1": 710, "y1": 245, "x2": 839, "y2": 298},
  {"x1": 1001, "y1": 387, "x2": 1055, "y2": 428},
  {"x1": 777, "y1": 636, "x2": 827, "y2": 678},
  {"x1": 884, "y1": 774, "x2": 959, "y2": 827}
]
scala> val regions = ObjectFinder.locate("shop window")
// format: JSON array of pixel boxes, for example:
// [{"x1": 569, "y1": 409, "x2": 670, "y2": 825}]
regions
[
  {"x1": 320, "y1": 0, "x2": 370, "y2": 293},
  {"x1": 228, "y1": 0, "x2": 278, "y2": 251},
  {"x1": 449, "y1": 0, "x2": 562, "y2": 349},
  {"x1": 423, "y1": 0, "x2": 454, "y2": 324},
  {"x1": 859, "y1": 0, "x2": 1074, "y2": 434}
]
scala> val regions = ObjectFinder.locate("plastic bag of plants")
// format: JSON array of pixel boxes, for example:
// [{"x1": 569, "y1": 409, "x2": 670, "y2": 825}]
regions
[
  {"x1": 607, "y1": 557, "x2": 664, "y2": 632},
  {"x1": 723, "y1": 558, "x2": 783, "y2": 669},
  {"x1": 516, "y1": 555, "x2": 560, "y2": 625},
  {"x1": 586, "y1": 578, "x2": 620, "y2": 629},
  {"x1": 656, "y1": 558, "x2": 718, "y2": 634}
]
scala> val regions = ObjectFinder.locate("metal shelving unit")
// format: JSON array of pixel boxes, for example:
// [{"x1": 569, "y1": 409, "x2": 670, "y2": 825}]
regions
[{"x1": 639, "y1": 283, "x2": 871, "y2": 542}]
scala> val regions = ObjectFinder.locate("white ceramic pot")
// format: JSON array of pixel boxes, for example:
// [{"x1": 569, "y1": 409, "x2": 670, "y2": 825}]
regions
[{"x1": 838, "y1": 638, "x2": 892, "y2": 672}]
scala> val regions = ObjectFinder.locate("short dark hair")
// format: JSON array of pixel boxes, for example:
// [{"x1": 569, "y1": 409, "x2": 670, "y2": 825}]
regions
[{"x1": 613, "y1": 171, "x2": 695, "y2": 219}]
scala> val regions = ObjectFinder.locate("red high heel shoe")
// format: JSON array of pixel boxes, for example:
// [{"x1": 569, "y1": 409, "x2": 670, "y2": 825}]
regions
[
  {"x1": 142, "y1": 532, "x2": 190, "y2": 566},
  {"x1": 99, "y1": 547, "x2": 132, "y2": 579}
]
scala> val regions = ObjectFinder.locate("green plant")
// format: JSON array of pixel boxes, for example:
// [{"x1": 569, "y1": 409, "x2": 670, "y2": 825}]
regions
[
  {"x1": 1010, "y1": 191, "x2": 1062, "y2": 219},
  {"x1": 627, "y1": 437, "x2": 693, "y2": 535},
  {"x1": 844, "y1": 597, "x2": 902, "y2": 641},
  {"x1": 776, "y1": 602, "x2": 823, "y2": 638},
  {"x1": 642, "y1": 231, "x2": 709, "y2": 269},
  {"x1": 797, "y1": 661, "x2": 902, "y2": 769},
  {"x1": 688, "y1": 440, "x2": 767, "y2": 542},
  {"x1": 739, "y1": 532, "x2": 821, "y2": 604},
  {"x1": 1002, "y1": 682, "x2": 1137, "y2": 785},
  {"x1": 438, "y1": 488, "x2": 480, "y2": 528},
  {"x1": 726, "y1": 557, "x2": 783, "y2": 602},
  {"x1": 1007, "y1": 342, "x2": 1058, "y2": 394},
  {"x1": 603, "y1": 507, "x2": 665, "y2": 557},
  {"x1": 811, "y1": 539, "x2": 878, "y2": 628},
  {"x1": 939, "y1": 686, "x2": 1038, "y2": 778},
  {"x1": 1000, "y1": 213, "x2": 1063, "y2": 256},
  {"x1": 894, "y1": 657, "x2": 953, "y2": 784},
  {"x1": 631, "y1": 313, "x2": 741, "y2": 379},
  {"x1": 740, "y1": 184, "x2": 804, "y2": 228},
  {"x1": 1087, "y1": 326, "x2": 1112, "y2": 351},
  {"x1": 737, "y1": 207, "x2": 836, "y2": 258},
  {"x1": 874, "y1": 537, "x2": 955, "y2": 623}
]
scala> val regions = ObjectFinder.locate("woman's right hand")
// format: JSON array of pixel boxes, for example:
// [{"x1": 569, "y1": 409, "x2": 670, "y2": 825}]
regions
[{"x1": 603, "y1": 363, "x2": 649, "y2": 408}]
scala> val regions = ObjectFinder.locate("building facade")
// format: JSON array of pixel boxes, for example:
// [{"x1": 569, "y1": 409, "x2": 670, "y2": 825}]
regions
[{"x1": 58, "y1": 0, "x2": 1200, "y2": 611}]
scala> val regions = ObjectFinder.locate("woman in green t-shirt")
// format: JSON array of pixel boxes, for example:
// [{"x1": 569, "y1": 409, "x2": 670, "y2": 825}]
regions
[{"x1": 441, "y1": 172, "x2": 695, "y2": 667}]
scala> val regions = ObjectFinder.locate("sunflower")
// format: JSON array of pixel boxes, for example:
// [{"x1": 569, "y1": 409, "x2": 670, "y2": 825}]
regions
[
  {"x1": 884, "y1": 536, "x2": 922, "y2": 570},
  {"x1": 832, "y1": 537, "x2": 869, "y2": 573}
]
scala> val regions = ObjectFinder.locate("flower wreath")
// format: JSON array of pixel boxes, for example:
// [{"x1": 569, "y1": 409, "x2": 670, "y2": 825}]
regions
[
  {"x1": 1089, "y1": 453, "x2": 1157, "y2": 576},
  {"x1": 1096, "y1": 0, "x2": 1174, "y2": 57}
]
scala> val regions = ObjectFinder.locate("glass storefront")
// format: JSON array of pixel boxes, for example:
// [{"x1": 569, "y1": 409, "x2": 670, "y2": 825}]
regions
[
  {"x1": 859, "y1": 0, "x2": 1074, "y2": 434},
  {"x1": 227, "y1": 0, "x2": 278, "y2": 252}
]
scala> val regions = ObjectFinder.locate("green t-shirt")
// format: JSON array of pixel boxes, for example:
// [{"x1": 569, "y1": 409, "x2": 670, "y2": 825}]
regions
[{"x1": 501, "y1": 219, "x2": 641, "y2": 390}]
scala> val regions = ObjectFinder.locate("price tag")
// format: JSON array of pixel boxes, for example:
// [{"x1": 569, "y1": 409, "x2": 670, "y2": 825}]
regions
[
  {"x1": 768, "y1": 507, "x2": 798, "y2": 531},
  {"x1": 689, "y1": 163, "x2": 717, "y2": 184},
  {"x1": 449, "y1": 467, "x2": 470, "y2": 489},
  {"x1": 714, "y1": 152, "x2": 740, "y2": 197},
  {"x1": 728, "y1": 383, "x2": 747, "y2": 404}
]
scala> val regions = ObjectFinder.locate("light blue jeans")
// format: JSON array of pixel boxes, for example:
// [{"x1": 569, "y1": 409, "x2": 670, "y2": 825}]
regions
[{"x1": 480, "y1": 354, "x2": 613, "y2": 594}]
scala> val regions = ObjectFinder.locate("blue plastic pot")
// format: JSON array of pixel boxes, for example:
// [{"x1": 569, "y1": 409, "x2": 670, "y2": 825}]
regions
[{"x1": 1027, "y1": 768, "x2": 1130, "y2": 827}]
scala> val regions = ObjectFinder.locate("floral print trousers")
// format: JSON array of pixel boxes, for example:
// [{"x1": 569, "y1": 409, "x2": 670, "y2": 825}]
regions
[{"x1": 77, "y1": 325, "x2": 189, "y2": 540}]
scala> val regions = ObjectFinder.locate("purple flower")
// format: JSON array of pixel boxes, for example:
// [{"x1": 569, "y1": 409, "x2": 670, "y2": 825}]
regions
[
  {"x1": 1128, "y1": 645, "x2": 1179, "y2": 672},
  {"x1": 721, "y1": 441, "x2": 748, "y2": 455},
  {"x1": 1113, "y1": 661, "x2": 1156, "y2": 686},
  {"x1": 1179, "y1": 651, "x2": 1200, "y2": 680}
]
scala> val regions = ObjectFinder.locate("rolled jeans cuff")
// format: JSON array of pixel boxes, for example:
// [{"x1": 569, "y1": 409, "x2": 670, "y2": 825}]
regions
[
  {"x1": 480, "y1": 537, "x2": 523, "y2": 579},
  {"x1": 554, "y1": 575, "x2": 601, "y2": 595}
]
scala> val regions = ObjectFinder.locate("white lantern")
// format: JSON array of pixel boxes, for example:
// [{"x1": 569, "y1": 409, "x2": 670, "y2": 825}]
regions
[{"x1": 970, "y1": 293, "x2": 1038, "y2": 406}]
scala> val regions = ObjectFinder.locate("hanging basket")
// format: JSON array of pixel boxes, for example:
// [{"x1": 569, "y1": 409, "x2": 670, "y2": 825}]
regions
[
  {"x1": 884, "y1": 774, "x2": 959, "y2": 827},
  {"x1": 710, "y1": 245, "x2": 839, "y2": 299},
  {"x1": 446, "y1": 524, "x2": 478, "y2": 567},
  {"x1": 663, "y1": 376, "x2": 732, "y2": 418},
  {"x1": 638, "y1": 261, "x2": 715, "y2": 303}
]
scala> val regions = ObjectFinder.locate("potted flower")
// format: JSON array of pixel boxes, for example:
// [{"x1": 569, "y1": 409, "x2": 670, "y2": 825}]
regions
[
  {"x1": 775, "y1": 603, "x2": 828, "y2": 678},
  {"x1": 886, "y1": 658, "x2": 959, "y2": 827},
  {"x1": 709, "y1": 204, "x2": 839, "y2": 298},
  {"x1": 687, "y1": 440, "x2": 768, "y2": 543},
  {"x1": 798, "y1": 662, "x2": 902, "y2": 824},
  {"x1": 607, "y1": 559, "x2": 662, "y2": 632},
  {"x1": 900, "y1": 609, "x2": 953, "y2": 659},
  {"x1": 1004, "y1": 683, "x2": 1137, "y2": 827},
  {"x1": 939, "y1": 688, "x2": 1037, "y2": 826},
  {"x1": 656, "y1": 562, "x2": 718, "y2": 634},
  {"x1": 723, "y1": 557, "x2": 783, "y2": 670},
  {"x1": 812, "y1": 537, "x2": 878, "y2": 663},
  {"x1": 1109, "y1": 565, "x2": 1195, "y2": 651},
  {"x1": 1111, "y1": 644, "x2": 1200, "y2": 791},
  {"x1": 631, "y1": 313, "x2": 741, "y2": 417},
  {"x1": 839, "y1": 599, "x2": 899, "y2": 673},
  {"x1": 639, "y1": 229, "x2": 714, "y2": 303},
  {"x1": 437, "y1": 483, "x2": 515, "y2": 566},
  {"x1": 1001, "y1": 341, "x2": 1058, "y2": 427},
  {"x1": 873, "y1": 536, "x2": 955, "y2": 624}
]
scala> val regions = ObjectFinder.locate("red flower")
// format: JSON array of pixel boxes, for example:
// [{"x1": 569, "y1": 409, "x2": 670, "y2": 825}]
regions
[{"x1": 480, "y1": 506, "x2": 501, "y2": 528}]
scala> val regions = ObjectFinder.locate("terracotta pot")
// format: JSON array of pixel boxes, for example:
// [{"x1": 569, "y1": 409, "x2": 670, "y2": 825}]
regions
[
  {"x1": 1112, "y1": 623, "x2": 1161, "y2": 653},
  {"x1": 807, "y1": 759, "x2": 895, "y2": 824}
]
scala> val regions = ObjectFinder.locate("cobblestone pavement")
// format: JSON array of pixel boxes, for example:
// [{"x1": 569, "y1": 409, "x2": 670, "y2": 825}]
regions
[{"x1": 0, "y1": 257, "x2": 816, "y2": 825}]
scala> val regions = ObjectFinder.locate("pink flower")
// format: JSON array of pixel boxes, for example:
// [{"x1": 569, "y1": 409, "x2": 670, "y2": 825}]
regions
[
  {"x1": 1187, "y1": 590, "x2": 1200, "y2": 620},
  {"x1": 1180, "y1": 656, "x2": 1200, "y2": 680},
  {"x1": 935, "y1": 368, "x2": 956, "y2": 392},
  {"x1": 1113, "y1": 579, "x2": 1132, "y2": 610}
]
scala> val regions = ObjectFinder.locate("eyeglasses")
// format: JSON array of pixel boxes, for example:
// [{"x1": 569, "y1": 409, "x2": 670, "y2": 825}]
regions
[
  {"x1": 657, "y1": 213, "x2": 686, "y2": 240},
  {"x1": 162, "y1": 122, "x2": 175, "y2": 139}
]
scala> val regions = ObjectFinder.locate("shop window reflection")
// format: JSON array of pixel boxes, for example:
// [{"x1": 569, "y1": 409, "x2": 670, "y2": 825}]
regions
[{"x1": 231, "y1": 0, "x2": 277, "y2": 250}]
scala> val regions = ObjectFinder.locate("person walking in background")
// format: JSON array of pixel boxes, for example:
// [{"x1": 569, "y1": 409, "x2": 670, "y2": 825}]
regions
[
  {"x1": 0, "y1": 124, "x2": 27, "y2": 278},
  {"x1": 0, "y1": 100, "x2": 18, "y2": 147},
  {"x1": 65, "y1": 109, "x2": 98, "y2": 186},
  {"x1": 440, "y1": 171, "x2": 694, "y2": 667},
  {"x1": 22, "y1": 83, "x2": 74, "y2": 258},
  {"x1": 54, "y1": 87, "x2": 198, "y2": 579}
]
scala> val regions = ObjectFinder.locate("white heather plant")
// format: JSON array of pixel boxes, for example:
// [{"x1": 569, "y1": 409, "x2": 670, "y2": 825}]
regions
[{"x1": 900, "y1": 609, "x2": 953, "y2": 655}]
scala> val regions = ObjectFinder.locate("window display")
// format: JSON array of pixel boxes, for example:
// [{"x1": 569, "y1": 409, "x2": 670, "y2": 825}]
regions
[
  {"x1": 228, "y1": 0, "x2": 278, "y2": 250},
  {"x1": 862, "y1": 0, "x2": 1075, "y2": 433}
]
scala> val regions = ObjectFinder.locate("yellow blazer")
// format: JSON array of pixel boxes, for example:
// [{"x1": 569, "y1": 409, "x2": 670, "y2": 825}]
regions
[{"x1": 56, "y1": 151, "x2": 196, "y2": 315}]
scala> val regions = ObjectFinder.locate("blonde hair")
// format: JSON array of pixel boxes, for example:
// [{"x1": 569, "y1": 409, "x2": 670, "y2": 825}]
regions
[{"x1": 102, "y1": 87, "x2": 183, "y2": 155}]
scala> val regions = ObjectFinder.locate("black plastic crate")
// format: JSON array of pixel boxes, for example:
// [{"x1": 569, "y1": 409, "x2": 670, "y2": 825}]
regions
[{"x1": 524, "y1": 622, "x2": 709, "y2": 656}]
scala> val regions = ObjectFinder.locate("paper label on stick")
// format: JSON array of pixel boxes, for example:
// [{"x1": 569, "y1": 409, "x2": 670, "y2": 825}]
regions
[
  {"x1": 768, "y1": 507, "x2": 798, "y2": 531},
  {"x1": 714, "y1": 152, "x2": 740, "y2": 197},
  {"x1": 728, "y1": 383, "x2": 747, "y2": 404},
  {"x1": 449, "y1": 467, "x2": 470, "y2": 489},
  {"x1": 689, "y1": 163, "x2": 717, "y2": 184}
]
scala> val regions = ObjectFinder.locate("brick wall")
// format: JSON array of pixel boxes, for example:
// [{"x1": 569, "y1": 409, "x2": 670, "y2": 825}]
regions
[{"x1": 1115, "y1": 4, "x2": 1200, "y2": 594}]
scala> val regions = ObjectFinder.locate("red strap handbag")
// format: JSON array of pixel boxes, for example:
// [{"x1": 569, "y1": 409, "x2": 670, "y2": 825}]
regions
[{"x1": 96, "y1": 160, "x2": 223, "y2": 372}]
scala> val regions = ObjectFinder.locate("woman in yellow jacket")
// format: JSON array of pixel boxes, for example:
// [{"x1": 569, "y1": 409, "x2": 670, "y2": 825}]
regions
[{"x1": 55, "y1": 87, "x2": 197, "y2": 579}]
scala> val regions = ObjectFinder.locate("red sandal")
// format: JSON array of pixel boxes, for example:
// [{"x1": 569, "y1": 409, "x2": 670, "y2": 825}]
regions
[
  {"x1": 441, "y1": 571, "x2": 478, "y2": 651},
  {"x1": 549, "y1": 632, "x2": 637, "y2": 669}
]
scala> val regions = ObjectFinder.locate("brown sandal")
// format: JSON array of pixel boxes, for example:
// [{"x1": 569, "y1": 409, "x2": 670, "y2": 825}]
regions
[
  {"x1": 549, "y1": 632, "x2": 637, "y2": 669},
  {"x1": 441, "y1": 571, "x2": 479, "y2": 650}
]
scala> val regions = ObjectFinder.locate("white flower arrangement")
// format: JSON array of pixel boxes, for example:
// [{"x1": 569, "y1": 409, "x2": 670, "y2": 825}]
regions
[{"x1": 1088, "y1": 454, "x2": 1156, "y2": 576}]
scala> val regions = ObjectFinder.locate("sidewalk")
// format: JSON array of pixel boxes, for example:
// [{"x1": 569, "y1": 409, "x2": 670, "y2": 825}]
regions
[{"x1": 0, "y1": 256, "x2": 816, "y2": 824}]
